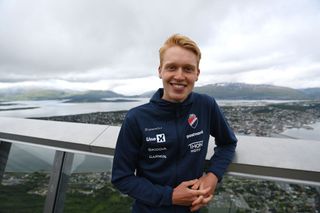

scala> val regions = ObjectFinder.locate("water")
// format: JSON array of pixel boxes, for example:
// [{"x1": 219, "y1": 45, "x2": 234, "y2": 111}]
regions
[
  {"x1": 281, "y1": 122, "x2": 320, "y2": 141},
  {"x1": 2, "y1": 99, "x2": 319, "y2": 173},
  {"x1": 0, "y1": 99, "x2": 303, "y2": 118},
  {"x1": 0, "y1": 98, "x2": 149, "y2": 118},
  {"x1": 1, "y1": 99, "x2": 319, "y2": 140}
]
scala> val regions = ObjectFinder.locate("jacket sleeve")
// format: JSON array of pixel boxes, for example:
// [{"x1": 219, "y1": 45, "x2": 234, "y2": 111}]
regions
[
  {"x1": 111, "y1": 112, "x2": 173, "y2": 207},
  {"x1": 207, "y1": 98, "x2": 237, "y2": 181}
]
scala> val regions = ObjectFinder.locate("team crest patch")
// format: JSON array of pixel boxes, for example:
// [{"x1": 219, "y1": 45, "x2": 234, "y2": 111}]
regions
[{"x1": 188, "y1": 114, "x2": 198, "y2": 129}]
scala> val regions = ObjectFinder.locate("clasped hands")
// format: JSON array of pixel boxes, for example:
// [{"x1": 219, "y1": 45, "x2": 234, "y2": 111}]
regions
[{"x1": 172, "y1": 172, "x2": 218, "y2": 212}]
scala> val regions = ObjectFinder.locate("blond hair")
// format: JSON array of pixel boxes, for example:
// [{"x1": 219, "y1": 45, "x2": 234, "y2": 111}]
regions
[{"x1": 159, "y1": 34, "x2": 201, "y2": 68}]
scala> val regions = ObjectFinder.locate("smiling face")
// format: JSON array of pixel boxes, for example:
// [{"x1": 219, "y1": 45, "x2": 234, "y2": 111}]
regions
[{"x1": 158, "y1": 46, "x2": 200, "y2": 103}]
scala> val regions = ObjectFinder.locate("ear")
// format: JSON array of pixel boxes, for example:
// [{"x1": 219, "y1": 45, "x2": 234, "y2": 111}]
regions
[
  {"x1": 158, "y1": 66, "x2": 162, "y2": 79},
  {"x1": 196, "y1": 69, "x2": 200, "y2": 81}
]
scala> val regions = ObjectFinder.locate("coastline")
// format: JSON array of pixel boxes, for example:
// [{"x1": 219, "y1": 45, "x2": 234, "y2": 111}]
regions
[{"x1": 32, "y1": 100, "x2": 320, "y2": 138}]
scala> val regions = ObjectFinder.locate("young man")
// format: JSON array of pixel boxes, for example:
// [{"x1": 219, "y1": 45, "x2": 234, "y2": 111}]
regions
[{"x1": 112, "y1": 34, "x2": 237, "y2": 212}]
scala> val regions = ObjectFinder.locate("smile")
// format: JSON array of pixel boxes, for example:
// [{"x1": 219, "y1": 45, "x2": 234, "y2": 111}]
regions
[{"x1": 170, "y1": 83, "x2": 186, "y2": 89}]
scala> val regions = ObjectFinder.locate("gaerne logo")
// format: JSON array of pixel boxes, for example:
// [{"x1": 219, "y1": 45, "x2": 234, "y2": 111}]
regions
[{"x1": 188, "y1": 114, "x2": 198, "y2": 129}]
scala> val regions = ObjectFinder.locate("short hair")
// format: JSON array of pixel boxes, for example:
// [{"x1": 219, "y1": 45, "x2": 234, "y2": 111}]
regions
[{"x1": 159, "y1": 34, "x2": 201, "y2": 68}]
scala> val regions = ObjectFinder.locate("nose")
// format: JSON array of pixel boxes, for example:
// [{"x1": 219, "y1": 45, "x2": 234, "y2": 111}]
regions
[{"x1": 174, "y1": 68, "x2": 185, "y2": 80}]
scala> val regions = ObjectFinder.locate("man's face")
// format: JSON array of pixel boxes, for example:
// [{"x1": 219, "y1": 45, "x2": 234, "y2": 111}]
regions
[{"x1": 158, "y1": 46, "x2": 200, "y2": 103}]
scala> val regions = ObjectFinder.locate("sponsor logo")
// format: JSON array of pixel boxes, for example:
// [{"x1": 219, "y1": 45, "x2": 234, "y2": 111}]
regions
[
  {"x1": 186, "y1": 130, "x2": 203, "y2": 139},
  {"x1": 188, "y1": 114, "x2": 198, "y2": 129},
  {"x1": 146, "y1": 133, "x2": 166, "y2": 143},
  {"x1": 146, "y1": 137, "x2": 156, "y2": 142},
  {"x1": 145, "y1": 127, "x2": 163, "y2": 132},
  {"x1": 149, "y1": 155, "x2": 167, "y2": 159},
  {"x1": 148, "y1": 147, "x2": 167, "y2": 152},
  {"x1": 188, "y1": 140, "x2": 203, "y2": 153},
  {"x1": 156, "y1": 133, "x2": 166, "y2": 143}
]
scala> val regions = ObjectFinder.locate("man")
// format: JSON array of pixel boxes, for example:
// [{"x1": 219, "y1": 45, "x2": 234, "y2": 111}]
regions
[{"x1": 112, "y1": 34, "x2": 237, "y2": 212}]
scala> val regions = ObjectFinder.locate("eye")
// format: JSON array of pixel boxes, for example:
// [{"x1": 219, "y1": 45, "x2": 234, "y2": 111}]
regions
[
  {"x1": 184, "y1": 66, "x2": 195, "y2": 73},
  {"x1": 166, "y1": 65, "x2": 176, "y2": 71}
]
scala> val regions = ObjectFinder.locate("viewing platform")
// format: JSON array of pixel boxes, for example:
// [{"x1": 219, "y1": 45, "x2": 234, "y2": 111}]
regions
[{"x1": 1, "y1": 117, "x2": 319, "y2": 212}]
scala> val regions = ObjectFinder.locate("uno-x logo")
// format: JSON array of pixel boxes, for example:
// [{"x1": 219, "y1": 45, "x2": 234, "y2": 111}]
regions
[
  {"x1": 156, "y1": 134, "x2": 166, "y2": 143},
  {"x1": 188, "y1": 114, "x2": 198, "y2": 129},
  {"x1": 146, "y1": 133, "x2": 166, "y2": 143}
]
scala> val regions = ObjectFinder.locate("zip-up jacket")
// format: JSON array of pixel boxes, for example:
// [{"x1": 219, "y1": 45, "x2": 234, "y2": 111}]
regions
[{"x1": 112, "y1": 89, "x2": 237, "y2": 212}]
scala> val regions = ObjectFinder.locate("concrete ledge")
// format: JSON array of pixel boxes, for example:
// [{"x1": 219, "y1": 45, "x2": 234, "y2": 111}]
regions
[{"x1": 1, "y1": 117, "x2": 319, "y2": 186}]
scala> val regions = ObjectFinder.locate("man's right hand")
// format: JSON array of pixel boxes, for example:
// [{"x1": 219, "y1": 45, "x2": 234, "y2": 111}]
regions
[{"x1": 172, "y1": 179, "x2": 211, "y2": 206}]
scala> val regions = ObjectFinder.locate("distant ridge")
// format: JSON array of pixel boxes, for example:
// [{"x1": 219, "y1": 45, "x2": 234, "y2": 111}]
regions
[
  {"x1": 63, "y1": 90, "x2": 127, "y2": 102},
  {"x1": 138, "y1": 83, "x2": 319, "y2": 100},
  {"x1": 299, "y1": 88, "x2": 320, "y2": 99},
  {"x1": 0, "y1": 83, "x2": 319, "y2": 101},
  {"x1": 0, "y1": 88, "x2": 128, "y2": 102},
  {"x1": 193, "y1": 83, "x2": 308, "y2": 100}
]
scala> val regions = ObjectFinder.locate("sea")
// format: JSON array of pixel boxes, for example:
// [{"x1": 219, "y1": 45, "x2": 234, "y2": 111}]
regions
[
  {"x1": 0, "y1": 98, "x2": 304, "y2": 117},
  {"x1": 0, "y1": 98, "x2": 319, "y2": 140},
  {"x1": 1, "y1": 98, "x2": 319, "y2": 173}
]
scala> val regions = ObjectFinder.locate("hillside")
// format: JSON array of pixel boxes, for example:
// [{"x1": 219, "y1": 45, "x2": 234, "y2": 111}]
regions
[
  {"x1": 1, "y1": 83, "x2": 319, "y2": 101},
  {"x1": 140, "y1": 83, "x2": 319, "y2": 100},
  {"x1": 0, "y1": 88, "x2": 126, "y2": 102},
  {"x1": 193, "y1": 83, "x2": 308, "y2": 100},
  {"x1": 63, "y1": 90, "x2": 127, "y2": 102},
  {"x1": 299, "y1": 88, "x2": 320, "y2": 99},
  {"x1": 0, "y1": 88, "x2": 72, "y2": 101}
]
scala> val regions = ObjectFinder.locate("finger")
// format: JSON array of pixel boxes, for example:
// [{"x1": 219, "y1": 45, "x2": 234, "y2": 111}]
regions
[
  {"x1": 191, "y1": 195, "x2": 203, "y2": 206},
  {"x1": 183, "y1": 179, "x2": 198, "y2": 187},
  {"x1": 190, "y1": 203, "x2": 204, "y2": 212},
  {"x1": 194, "y1": 186, "x2": 211, "y2": 196},
  {"x1": 190, "y1": 180, "x2": 200, "y2": 190},
  {"x1": 202, "y1": 194, "x2": 213, "y2": 205}
]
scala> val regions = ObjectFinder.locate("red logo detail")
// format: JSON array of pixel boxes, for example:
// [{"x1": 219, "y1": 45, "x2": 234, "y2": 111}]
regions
[{"x1": 188, "y1": 114, "x2": 198, "y2": 129}]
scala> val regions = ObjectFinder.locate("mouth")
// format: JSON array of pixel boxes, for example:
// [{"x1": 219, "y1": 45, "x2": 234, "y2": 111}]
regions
[{"x1": 170, "y1": 83, "x2": 187, "y2": 90}]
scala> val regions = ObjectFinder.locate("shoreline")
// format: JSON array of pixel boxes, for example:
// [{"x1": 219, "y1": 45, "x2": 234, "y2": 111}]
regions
[{"x1": 32, "y1": 101, "x2": 320, "y2": 138}]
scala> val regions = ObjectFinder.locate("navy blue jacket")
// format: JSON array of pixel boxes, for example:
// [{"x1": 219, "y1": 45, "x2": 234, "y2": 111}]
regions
[{"x1": 112, "y1": 89, "x2": 237, "y2": 212}]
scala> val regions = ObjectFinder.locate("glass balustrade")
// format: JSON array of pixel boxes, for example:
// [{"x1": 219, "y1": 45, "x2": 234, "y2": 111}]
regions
[{"x1": 0, "y1": 143, "x2": 55, "y2": 213}]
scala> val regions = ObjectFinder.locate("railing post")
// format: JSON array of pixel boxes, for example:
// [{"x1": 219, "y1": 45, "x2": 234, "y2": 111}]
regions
[
  {"x1": 0, "y1": 141, "x2": 12, "y2": 183},
  {"x1": 44, "y1": 151, "x2": 74, "y2": 213}
]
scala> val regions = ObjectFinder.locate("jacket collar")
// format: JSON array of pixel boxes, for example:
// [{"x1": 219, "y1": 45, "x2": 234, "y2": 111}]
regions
[{"x1": 150, "y1": 88, "x2": 194, "y2": 107}]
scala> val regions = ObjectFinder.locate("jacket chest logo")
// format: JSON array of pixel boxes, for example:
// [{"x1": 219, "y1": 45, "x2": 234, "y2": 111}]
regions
[
  {"x1": 146, "y1": 133, "x2": 166, "y2": 143},
  {"x1": 188, "y1": 114, "x2": 198, "y2": 129}
]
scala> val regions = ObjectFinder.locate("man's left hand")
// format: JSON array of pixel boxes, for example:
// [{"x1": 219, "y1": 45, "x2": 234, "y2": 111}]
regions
[{"x1": 189, "y1": 172, "x2": 218, "y2": 212}]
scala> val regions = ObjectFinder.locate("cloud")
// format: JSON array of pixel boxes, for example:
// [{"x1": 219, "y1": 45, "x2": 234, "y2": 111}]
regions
[{"x1": 0, "y1": 0, "x2": 319, "y2": 92}]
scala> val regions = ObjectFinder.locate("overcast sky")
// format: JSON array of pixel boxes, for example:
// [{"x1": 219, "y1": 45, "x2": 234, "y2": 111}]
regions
[{"x1": 0, "y1": 0, "x2": 319, "y2": 95}]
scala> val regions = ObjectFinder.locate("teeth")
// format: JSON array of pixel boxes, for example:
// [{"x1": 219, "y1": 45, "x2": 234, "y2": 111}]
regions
[{"x1": 172, "y1": 84, "x2": 185, "y2": 89}]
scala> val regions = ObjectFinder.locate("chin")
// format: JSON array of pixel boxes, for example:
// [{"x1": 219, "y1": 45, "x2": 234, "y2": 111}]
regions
[{"x1": 170, "y1": 94, "x2": 187, "y2": 102}]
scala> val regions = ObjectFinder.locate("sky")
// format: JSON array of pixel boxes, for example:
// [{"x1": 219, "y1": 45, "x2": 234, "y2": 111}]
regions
[{"x1": 0, "y1": 0, "x2": 319, "y2": 95}]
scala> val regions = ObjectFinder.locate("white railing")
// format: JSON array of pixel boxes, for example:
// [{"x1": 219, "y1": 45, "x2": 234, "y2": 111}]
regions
[
  {"x1": 1, "y1": 116, "x2": 320, "y2": 212},
  {"x1": 1, "y1": 117, "x2": 319, "y2": 185}
]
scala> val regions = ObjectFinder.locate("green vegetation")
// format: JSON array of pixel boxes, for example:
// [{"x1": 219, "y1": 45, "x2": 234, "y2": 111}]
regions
[
  {"x1": 63, "y1": 183, "x2": 133, "y2": 213},
  {"x1": 0, "y1": 172, "x2": 133, "y2": 213},
  {"x1": 1, "y1": 172, "x2": 319, "y2": 212},
  {"x1": 0, "y1": 172, "x2": 49, "y2": 213}
]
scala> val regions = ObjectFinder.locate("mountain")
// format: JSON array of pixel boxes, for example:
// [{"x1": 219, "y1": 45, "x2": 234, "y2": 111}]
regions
[
  {"x1": 193, "y1": 83, "x2": 308, "y2": 100},
  {"x1": 0, "y1": 88, "x2": 73, "y2": 101},
  {"x1": 299, "y1": 88, "x2": 320, "y2": 99},
  {"x1": 0, "y1": 88, "x2": 126, "y2": 102},
  {"x1": 63, "y1": 90, "x2": 126, "y2": 102},
  {"x1": 1, "y1": 83, "x2": 319, "y2": 101},
  {"x1": 139, "y1": 83, "x2": 319, "y2": 100}
]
